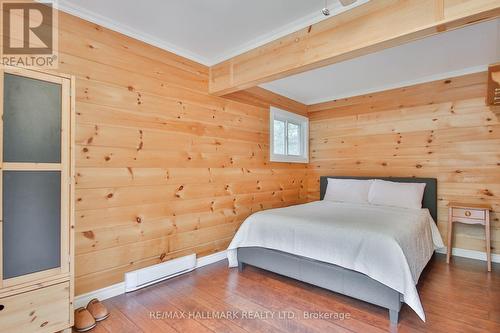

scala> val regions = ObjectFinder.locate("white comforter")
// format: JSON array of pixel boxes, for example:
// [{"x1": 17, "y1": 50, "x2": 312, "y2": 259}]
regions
[{"x1": 227, "y1": 201, "x2": 445, "y2": 321}]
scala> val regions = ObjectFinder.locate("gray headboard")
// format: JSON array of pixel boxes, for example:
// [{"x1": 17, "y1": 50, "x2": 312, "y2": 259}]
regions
[{"x1": 320, "y1": 176, "x2": 438, "y2": 222}]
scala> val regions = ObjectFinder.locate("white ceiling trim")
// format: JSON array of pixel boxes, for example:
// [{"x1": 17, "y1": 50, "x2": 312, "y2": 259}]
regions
[
  {"x1": 57, "y1": 0, "x2": 212, "y2": 65},
  {"x1": 56, "y1": 0, "x2": 369, "y2": 66},
  {"x1": 305, "y1": 65, "x2": 489, "y2": 105},
  {"x1": 209, "y1": 0, "x2": 370, "y2": 65}
]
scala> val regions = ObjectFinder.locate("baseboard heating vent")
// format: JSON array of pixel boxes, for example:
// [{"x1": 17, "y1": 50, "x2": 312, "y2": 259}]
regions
[{"x1": 125, "y1": 254, "x2": 196, "y2": 292}]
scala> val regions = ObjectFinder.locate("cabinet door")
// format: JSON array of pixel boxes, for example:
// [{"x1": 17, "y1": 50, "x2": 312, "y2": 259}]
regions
[{"x1": 0, "y1": 67, "x2": 71, "y2": 288}]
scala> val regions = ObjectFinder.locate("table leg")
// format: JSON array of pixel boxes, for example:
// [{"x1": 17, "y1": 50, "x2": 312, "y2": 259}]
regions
[
  {"x1": 447, "y1": 207, "x2": 453, "y2": 264},
  {"x1": 486, "y1": 211, "x2": 491, "y2": 272}
]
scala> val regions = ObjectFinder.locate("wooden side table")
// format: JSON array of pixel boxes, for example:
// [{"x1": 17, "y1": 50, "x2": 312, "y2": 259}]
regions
[{"x1": 447, "y1": 202, "x2": 492, "y2": 271}]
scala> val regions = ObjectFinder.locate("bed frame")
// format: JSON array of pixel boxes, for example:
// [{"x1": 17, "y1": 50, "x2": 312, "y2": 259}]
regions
[{"x1": 237, "y1": 176, "x2": 437, "y2": 324}]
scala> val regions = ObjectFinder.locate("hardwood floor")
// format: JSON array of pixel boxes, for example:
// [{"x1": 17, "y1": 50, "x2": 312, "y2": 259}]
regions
[{"x1": 88, "y1": 254, "x2": 499, "y2": 333}]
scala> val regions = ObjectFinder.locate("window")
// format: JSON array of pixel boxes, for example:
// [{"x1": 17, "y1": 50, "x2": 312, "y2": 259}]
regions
[{"x1": 270, "y1": 107, "x2": 309, "y2": 163}]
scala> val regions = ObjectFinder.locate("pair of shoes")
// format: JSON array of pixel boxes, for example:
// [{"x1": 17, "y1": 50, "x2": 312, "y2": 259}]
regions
[
  {"x1": 74, "y1": 299, "x2": 110, "y2": 332},
  {"x1": 74, "y1": 308, "x2": 96, "y2": 332},
  {"x1": 87, "y1": 299, "x2": 111, "y2": 321}
]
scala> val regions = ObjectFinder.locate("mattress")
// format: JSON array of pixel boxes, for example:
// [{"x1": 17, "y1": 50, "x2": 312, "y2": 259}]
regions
[{"x1": 227, "y1": 200, "x2": 445, "y2": 321}]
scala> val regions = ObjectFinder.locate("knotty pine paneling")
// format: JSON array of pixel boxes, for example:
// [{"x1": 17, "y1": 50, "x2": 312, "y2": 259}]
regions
[
  {"x1": 307, "y1": 72, "x2": 499, "y2": 256},
  {"x1": 42, "y1": 12, "x2": 307, "y2": 295}
]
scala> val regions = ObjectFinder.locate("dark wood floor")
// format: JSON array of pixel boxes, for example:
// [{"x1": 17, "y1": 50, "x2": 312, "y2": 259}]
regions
[{"x1": 87, "y1": 254, "x2": 499, "y2": 333}]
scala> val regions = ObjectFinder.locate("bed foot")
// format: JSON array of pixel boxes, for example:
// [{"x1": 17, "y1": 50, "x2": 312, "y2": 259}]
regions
[
  {"x1": 389, "y1": 309, "x2": 399, "y2": 325},
  {"x1": 238, "y1": 262, "x2": 246, "y2": 272}
]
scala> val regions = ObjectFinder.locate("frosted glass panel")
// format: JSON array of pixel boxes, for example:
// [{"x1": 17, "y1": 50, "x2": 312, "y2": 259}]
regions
[
  {"x1": 3, "y1": 73, "x2": 61, "y2": 163},
  {"x1": 2, "y1": 171, "x2": 61, "y2": 279}
]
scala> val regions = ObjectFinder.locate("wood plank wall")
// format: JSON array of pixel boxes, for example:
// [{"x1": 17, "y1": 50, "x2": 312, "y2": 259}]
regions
[
  {"x1": 41, "y1": 12, "x2": 307, "y2": 295},
  {"x1": 307, "y1": 72, "x2": 499, "y2": 256},
  {"x1": 4, "y1": 5, "x2": 496, "y2": 296}
]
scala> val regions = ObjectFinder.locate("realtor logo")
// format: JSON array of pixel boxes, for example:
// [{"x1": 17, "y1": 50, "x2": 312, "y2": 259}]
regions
[{"x1": 1, "y1": 0, "x2": 58, "y2": 68}]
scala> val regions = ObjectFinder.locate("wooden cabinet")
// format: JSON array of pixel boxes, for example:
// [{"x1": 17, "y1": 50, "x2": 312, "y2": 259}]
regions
[
  {"x1": 0, "y1": 66, "x2": 75, "y2": 333},
  {"x1": 487, "y1": 63, "x2": 500, "y2": 110}
]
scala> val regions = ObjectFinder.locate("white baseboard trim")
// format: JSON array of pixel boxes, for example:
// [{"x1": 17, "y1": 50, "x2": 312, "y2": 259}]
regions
[
  {"x1": 75, "y1": 282, "x2": 126, "y2": 309},
  {"x1": 196, "y1": 250, "x2": 228, "y2": 268},
  {"x1": 74, "y1": 250, "x2": 228, "y2": 308},
  {"x1": 436, "y1": 247, "x2": 500, "y2": 263}
]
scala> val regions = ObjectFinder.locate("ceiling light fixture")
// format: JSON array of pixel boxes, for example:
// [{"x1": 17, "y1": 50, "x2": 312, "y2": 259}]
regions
[{"x1": 322, "y1": 0, "x2": 330, "y2": 16}]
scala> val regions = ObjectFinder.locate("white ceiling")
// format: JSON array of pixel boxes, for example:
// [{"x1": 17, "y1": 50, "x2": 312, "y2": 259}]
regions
[
  {"x1": 58, "y1": 0, "x2": 367, "y2": 65},
  {"x1": 58, "y1": 1, "x2": 499, "y2": 104},
  {"x1": 262, "y1": 19, "x2": 500, "y2": 104}
]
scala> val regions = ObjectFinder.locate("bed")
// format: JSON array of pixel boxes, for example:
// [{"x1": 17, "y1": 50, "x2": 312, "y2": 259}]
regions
[{"x1": 227, "y1": 177, "x2": 444, "y2": 324}]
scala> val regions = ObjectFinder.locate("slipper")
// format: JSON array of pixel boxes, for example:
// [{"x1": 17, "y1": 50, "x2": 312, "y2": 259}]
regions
[
  {"x1": 74, "y1": 307, "x2": 96, "y2": 332},
  {"x1": 86, "y1": 298, "x2": 110, "y2": 322}
]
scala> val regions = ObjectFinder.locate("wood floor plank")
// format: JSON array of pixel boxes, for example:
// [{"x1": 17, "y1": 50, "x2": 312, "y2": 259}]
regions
[
  {"x1": 152, "y1": 282, "x2": 250, "y2": 333},
  {"x1": 175, "y1": 269, "x2": 313, "y2": 333},
  {"x1": 182, "y1": 272, "x2": 307, "y2": 333},
  {"x1": 97, "y1": 254, "x2": 499, "y2": 333},
  {"x1": 98, "y1": 300, "x2": 144, "y2": 333},
  {"x1": 193, "y1": 265, "x2": 353, "y2": 333},
  {"x1": 157, "y1": 271, "x2": 289, "y2": 333},
  {"x1": 72, "y1": 324, "x2": 110, "y2": 333},
  {"x1": 107, "y1": 295, "x2": 178, "y2": 333},
  {"x1": 130, "y1": 286, "x2": 215, "y2": 333},
  {"x1": 235, "y1": 263, "x2": 391, "y2": 333}
]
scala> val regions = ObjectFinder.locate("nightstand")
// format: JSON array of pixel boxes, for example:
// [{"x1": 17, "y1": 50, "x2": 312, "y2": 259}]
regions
[{"x1": 447, "y1": 202, "x2": 492, "y2": 271}]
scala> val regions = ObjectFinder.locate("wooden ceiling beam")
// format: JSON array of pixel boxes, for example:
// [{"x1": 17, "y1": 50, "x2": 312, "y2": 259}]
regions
[
  {"x1": 209, "y1": 0, "x2": 500, "y2": 96},
  {"x1": 225, "y1": 87, "x2": 308, "y2": 116}
]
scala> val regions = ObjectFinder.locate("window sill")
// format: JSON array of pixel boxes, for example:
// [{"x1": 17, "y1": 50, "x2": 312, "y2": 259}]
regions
[{"x1": 270, "y1": 156, "x2": 309, "y2": 164}]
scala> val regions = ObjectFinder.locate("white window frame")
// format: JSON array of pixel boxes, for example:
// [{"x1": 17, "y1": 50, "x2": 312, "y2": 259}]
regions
[{"x1": 270, "y1": 107, "x2": 309, "y2": 163}]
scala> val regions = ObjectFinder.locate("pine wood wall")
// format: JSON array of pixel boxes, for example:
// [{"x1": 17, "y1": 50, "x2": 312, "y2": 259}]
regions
[
  {"x1": 307, "y1": 72, "x2": 499, "y2": 256},
  {"x1": 4, "y1": 5, "x2": 497, "y2": 296},
  {"x1": 49, "y1": 13, "x2": 307, "y2": 295}
]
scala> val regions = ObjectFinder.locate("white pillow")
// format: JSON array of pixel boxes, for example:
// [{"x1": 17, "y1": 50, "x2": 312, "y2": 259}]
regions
[
  {"x1": 324, "y1": 178, "x2": 373, "y2": 204},
  {"x1": 368, "y1": 180, "x2": 426, "y2": 209}
]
